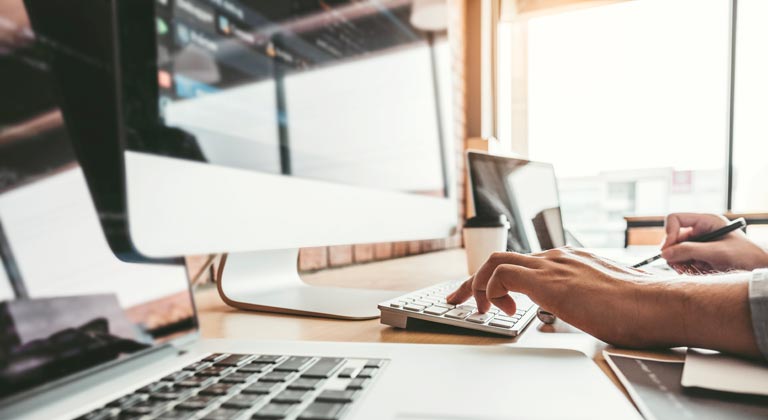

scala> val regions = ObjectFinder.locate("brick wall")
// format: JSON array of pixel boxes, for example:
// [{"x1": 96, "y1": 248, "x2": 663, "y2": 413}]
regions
[{"x1": 186, "y1": 1, "x2": 468, "y2": 281}]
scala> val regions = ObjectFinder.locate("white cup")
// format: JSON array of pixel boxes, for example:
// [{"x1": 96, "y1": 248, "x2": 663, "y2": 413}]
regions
[{"x1": 463, "y1": 215, "x2": 510, "y2": 275}]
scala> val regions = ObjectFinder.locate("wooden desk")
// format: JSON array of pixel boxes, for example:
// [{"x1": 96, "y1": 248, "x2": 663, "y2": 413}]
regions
[{"x1": 195, "y1": 249, "x2": 682, "y2": 401}]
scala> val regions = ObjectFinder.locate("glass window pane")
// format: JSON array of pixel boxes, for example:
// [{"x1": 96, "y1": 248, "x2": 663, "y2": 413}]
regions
[
  {"x1": 732, "y1": 0, "x2": 768, "y2": 213},
  {"x1": 525, "y1": 0, "x2": 729, "y2": 247}
]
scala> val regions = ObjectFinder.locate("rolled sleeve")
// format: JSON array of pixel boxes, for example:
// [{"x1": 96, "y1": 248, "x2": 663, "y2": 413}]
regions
[{"x1": 749, "y1": 268, "x2": 768, "y2": 360}]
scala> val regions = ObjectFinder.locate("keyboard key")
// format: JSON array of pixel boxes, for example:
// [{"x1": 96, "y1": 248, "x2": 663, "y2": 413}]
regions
[
  {"x1": 288, "y1": 378, "x2": 322, "y2": 390},
  {"x1": 315, "y1": 390, "x2": 356, "y2": 403},
  {"x1": 237, "y1": 363, "x2": 271, "y2": 373},
  {"x1": 182, "y1": 361, "x2": 212, "y2": 372},
  {"x1": 337, "y1": 367, "x2": 355, "y2": 378},
  {"x1": 414, "y1": 300, "x2": 434, "y2": 307},
  {"x1": 242, "y1": 382, "x2": 280, "y2": 395},
  {"x1": 220, "y1": 372, "x2": 258, "y2": 383},
  {"x1": 444, "y1": 309, "x2": 472, "y2": 319},
  {"x1": 162, "y1": 371, "x2": 192, "y2": 383},
  {"x1": 176, "y1": 395, "x2": 220, "y2": 410},
  {"x1": 254, "y1": 355, "x2": 284, "y2": 364},
  {"x1": 150, "y1": 391, "x2": 185, "y2": 401},
  {"x1": 203, "y1": 353, "x2": 230, "y2": 363},
  {"x1": 363, "y1": 359, "x2": 385, "y2": 368},
  {"x1": 138, "y1": 381, "x2": 173, "y2": 394},
  {"x1": 301, "y1": 358, "x2": 345, "y2": 378},
  {"x1": 202, "y1": 408, "x2": 245, "y2": 420},
  {"x1": 298, "y1": 402, "x2": 347, "y2": 420},
  {"x1": 156, "y1": 409, "x2": 197, "y2": 420},
  {"x1": 176, "y1": 376, "x2": 216, "y2": 388},
  {"x1": 272, "y1": 389, "x2": 310, "y2": 404},
  {"x1": 356, "y1": 368, "x2": 377, "y2": 378},
  {"x1": 466, "y1": 312, "x2": 494, "y2": 324},
  {"x1": 457, "y1": 305, "x2": 477, "y2": 312},
  {"x1": 424, "y1": 306, "x2": 450, "y2": 316},
  {"x1": 403, "y1": 303, "x2": 426, "y2": 312},
  {"x1": 274, "y1": 356, "x2": 313, "y2": 372},
  {"x1": 389, "y1": 301, "x2": 405, "y2": 308},
  {"x1": 216, "y1": 354, "x2": 256, "y2": 367},
  {"x1": 199, "y1": 383, "x2": 238, "y2": 396},
  {"x1": 197, "y1": 366, "x2": 236, "y2": 377},
  {"x1": 259, "y1": 371, "x2": 297, "y2": 382},
  {"x1": 346, "y1": 378, "x2": 369, "y2": 390},
  {"x1": 252, "y1": 403, "x2": 296, "y2": 419},
  {"x1": 222, "y1": 394, "x2": 265, "y2": 409},
  {"x1": 489, "y1": 319, "x2": 514, "y2": 329},
  {"x1": 494, "y1": 315, "x2": 516, "y2": 323}
]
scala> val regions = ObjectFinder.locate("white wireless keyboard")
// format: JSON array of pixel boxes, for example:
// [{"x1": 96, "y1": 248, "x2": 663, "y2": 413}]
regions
[{"x1": 378, "y1": 280, "x2": 538, "y2": 337}]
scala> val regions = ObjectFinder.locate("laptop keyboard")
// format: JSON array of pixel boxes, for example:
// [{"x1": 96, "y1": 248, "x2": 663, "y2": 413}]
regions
[
  {"x1": 379, "y1": 280, "x2": 538, "y2": 337},
  {"x1": 76, "y1": 353, "x2": 386, "y2": 420}
]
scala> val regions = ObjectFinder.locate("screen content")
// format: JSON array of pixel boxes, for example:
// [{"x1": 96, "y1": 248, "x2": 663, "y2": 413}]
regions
[
  {"x1": 151, "y1": 0, "x2": 450, "y2": 197},
  {"x1": 0, "y1": 0, "x2": 196, "y2": 400},
  {"x1": 469, "y1": 154, "x2": 565, "y2": 254}
]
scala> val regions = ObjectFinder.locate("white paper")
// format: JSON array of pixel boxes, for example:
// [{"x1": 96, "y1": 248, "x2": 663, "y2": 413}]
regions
[{"x1": 682, "y1": 348, "x2": 768, "y2": 396}]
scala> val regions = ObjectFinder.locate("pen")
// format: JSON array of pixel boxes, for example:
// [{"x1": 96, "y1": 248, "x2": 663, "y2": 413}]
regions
[{"x1": 632, "y1": 217, "x2": 747, "y2": 268}]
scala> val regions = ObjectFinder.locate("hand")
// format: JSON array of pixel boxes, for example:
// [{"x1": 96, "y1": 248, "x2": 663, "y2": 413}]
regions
[
  {"x1": 661, "y1": 213, "x2": 768, "y2": 271},
  {"x1": 446, "y1": 247, "x2": 671, "y2": 348}
]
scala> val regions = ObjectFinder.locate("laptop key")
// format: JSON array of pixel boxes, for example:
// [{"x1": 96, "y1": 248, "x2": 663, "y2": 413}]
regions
[
  {"x1": 216, "y1": 354, "x2": 256, "y2": 367},
  {"x1": 176, "y1": 376, "x2": 216, "y2": 388},
  {"x1": 315, "y1": 390, "x2": 356, "y2": 403},
  {"x1": 220, "y1": 372, "x2": 258, "y2": 383},
  {"x1": 259, "y1": 371, "x2": 296, "y2": 382},
  {"x1": 252, "y1": 403, "x2": 296, "y2": 419},
  {"x1": 254, "y1": 355, "x2": 284, "y2": 364},
  {"x1": 138, "y1": 381, "x2": 172, "y2": 394},
  {"x1": 199, "y1": 383, "x2": 239, "y2": 396},
  {"x1": 156, "y1": 410, "x2": 196, "y2": 420},
  {"x1": 222, "y1": 394, "x2": 265, "y2": 409},
  {"x1": 176, "y1": 395, "x2": 220, "y2": 410},
  {"x1": 242, "y1": 382, "x2": 280, "y2": 395},
  {"x1": 363, "y1": 360, "x2": 385, "y2": 368},
  {"x1": 162, "y1": 371, "x2": 192, "y2": 383},
  {"x1": 346, "y1": 378, "x2": 369, "y2": 390},
  {"x1": 77, "y1": 407, "x2": 120, "y2": 420},
  {"x1": 337, "y1": 368, "x2": 355, "y2": 378},
  {"x1": 298, "y1": 402, "x2": 347, "y2": 420},
  {"x1": 287, "y1": 378, "x2": 322, "y2": 390},
  {"x1": 274, "y1": 356, "x2": 313, "y2": 372},
  {"x1": 197, "y1": 366, "x2": 236, "y2": 377},
  {"x1": 202, "y1": 408, "x2": 245, "y2": 420},
  {"x1": 272, "y1": 389, "x2": 310, "y2": 404},
  {"x1": 237, "y1": 363, "x2": 271, "y2": 373},
  {"x1": 301, "y1": 358, "x2": 345, "y2": 378},
  {"x1": 182, "y1": 361, "x2": 212, "y2": 372},
  {"x1": 355, "y1": 368, "x2": 377, "y2": 378},
  {"x1": 203, "y1": 353, "x2": 230, "y2": 363}
]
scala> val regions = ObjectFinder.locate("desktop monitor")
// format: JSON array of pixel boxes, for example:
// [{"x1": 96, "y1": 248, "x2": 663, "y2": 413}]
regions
[
  {"x1": 467, "y1": 152, "x2": 566, "y2": 254},
  {"x1": 113, "y1": 1, "x2": 457, "y2": 318}
]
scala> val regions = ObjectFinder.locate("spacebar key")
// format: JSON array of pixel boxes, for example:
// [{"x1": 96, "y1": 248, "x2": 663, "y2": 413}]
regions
[{"x1": 301, "y1": 358, "x2": 345, "y2": 378}]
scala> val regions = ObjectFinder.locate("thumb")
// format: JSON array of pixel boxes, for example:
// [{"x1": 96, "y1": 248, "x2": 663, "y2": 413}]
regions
[{"x1": 661, "y1": 242, "x2": 718, "y2": 264}]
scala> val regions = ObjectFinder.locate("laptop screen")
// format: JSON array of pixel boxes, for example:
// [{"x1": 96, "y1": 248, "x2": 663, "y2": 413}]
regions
[
  {"x1": 0, "y1": 0, "x2": 197, "y2": 403},
  {"x1": 468, "y1": 152, "x2": 566, "y2": 254}
]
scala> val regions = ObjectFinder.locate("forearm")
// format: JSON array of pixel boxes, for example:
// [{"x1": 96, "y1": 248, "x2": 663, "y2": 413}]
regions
[{"x1": 643, "y1": 272, "x2": 761, "y2": 358}]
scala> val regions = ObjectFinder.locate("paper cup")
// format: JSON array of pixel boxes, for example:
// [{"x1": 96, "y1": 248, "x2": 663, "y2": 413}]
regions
[{"x1": 464, "y1": 215, "x2": 510, "y2": 275}]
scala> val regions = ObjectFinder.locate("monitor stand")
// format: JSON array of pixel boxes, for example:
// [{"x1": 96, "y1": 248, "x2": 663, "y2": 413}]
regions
[{"x1": 215, "y1": 249, "x2": 404, "y2": 320}]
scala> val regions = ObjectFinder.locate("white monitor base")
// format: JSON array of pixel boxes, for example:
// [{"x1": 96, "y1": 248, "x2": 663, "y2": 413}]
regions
[{"x1": 215, "y1": 249, "x2": 403, "y2": 320}]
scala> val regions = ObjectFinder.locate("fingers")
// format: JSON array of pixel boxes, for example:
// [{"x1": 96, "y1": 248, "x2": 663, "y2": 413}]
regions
[
  {"x1": 661, "y1": 241, "x2": 720, "y2": 264},
  {"x1": 446, "y1": 277, "x2": 473, "y2": 305},
  {"x1": 662, "y1": 213, "x2": 728, "y2": 249},
  {"x1": 486, "y1": 264, "x2": 536, "y2": 315}
]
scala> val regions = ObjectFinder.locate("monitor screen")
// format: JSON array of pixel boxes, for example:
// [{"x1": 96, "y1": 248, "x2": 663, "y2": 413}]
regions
[
  {"x1": 126, "y1": 0, "x2": 450, "y2": 198},
  {"x1": 468, "y1": 153, "x2": 566, "y2": 254},
  {"x1": 0, "y1": 0, "x2": 196, "y2": 402}
]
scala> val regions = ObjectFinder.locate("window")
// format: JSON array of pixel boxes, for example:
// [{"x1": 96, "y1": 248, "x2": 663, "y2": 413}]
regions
[{"x1": 500, "y1": 0, "x2": 732, "y2": 247}]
